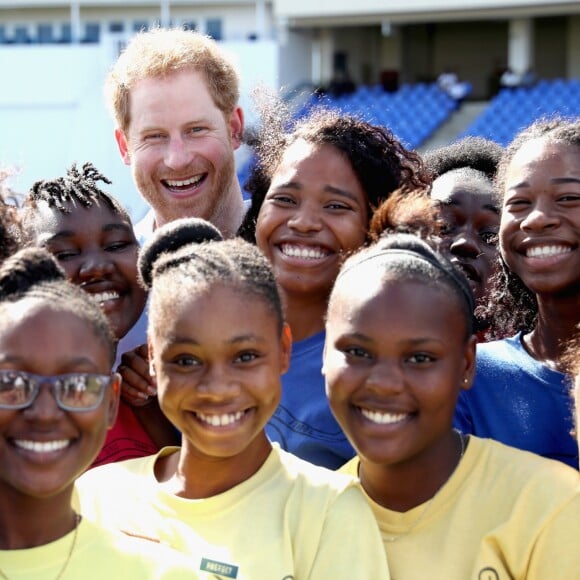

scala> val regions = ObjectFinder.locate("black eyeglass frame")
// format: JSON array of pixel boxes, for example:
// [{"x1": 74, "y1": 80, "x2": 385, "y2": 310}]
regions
[{"x1": 0, "y1": 370, "x2": 115, "y2": 412}]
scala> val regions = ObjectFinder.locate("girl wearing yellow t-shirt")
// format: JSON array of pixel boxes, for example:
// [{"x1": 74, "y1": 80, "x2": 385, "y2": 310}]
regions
[
  {"x1": 323, "y1": 233, "x2": 580, "y2": 579},
  {"x1": 0, "y1": 248, "x2": 195, "y2": 578},
  {"x1": 76, "y1": 218, "x2": 389, "y2": 580}
]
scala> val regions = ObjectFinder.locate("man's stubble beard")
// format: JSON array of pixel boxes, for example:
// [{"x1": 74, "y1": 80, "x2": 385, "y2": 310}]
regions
[{"x1": 135, "y1": 149, "x2": 238, "y2": 229}]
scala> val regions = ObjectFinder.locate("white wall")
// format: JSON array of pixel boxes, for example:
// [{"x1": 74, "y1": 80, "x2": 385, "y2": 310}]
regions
[
  {"x1": 275, "y1": 0, "x2": 580, "y2": 21},
  {"x1": 278, "y1": 28, "x2": 314, "y2": 89},
  {"x1": 0, "y1": 37, "x2": 279, "y2": 220},
  {"x1": 0, "y1": 2, "x2": 271, "y2": 36},
  {"x1": 0, "y1": 44, "x2": 129, "y2": 207}
]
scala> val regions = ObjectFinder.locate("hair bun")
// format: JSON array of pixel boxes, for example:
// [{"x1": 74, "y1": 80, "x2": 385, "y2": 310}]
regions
[
  {"x1": 0, "y1": 247, "x2": 65, "y2": 300},
  {"x1": 139, "y1": 217, "x2": 223, "y2": 288}
]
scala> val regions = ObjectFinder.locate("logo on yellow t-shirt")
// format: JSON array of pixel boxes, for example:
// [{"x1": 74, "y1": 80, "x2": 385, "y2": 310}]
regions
[{"x1": 200, "y1": 558, "x2": 238, "y2": 578}]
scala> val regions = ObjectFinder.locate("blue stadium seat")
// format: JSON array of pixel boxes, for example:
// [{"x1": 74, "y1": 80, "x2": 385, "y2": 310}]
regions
[
  {"x1": 461, "y1": 78, "x2": 580, "y2": 145},
  {"x1": 292, "y1": 82, "x2": 458, "y2": 149}
]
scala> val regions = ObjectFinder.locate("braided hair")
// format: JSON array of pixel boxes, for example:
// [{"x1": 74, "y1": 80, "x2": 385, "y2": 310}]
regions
[{"x1": 24, "y1": 162, "x2": 127, "y2": 217}]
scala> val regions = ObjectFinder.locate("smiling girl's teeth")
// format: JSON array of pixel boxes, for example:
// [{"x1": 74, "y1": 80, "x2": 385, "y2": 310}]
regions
[
  {"x1": 165, "y1": 176, "x2": 203, "y2": 188},
  {"x1": 196, "y1": 411, "x2": 245, "y2": 427},
  {"x1": 14, "y1": 439, "x2": 70, "y2": 453},
  {"x1": 281, "y1": 244, "x2": 328, "y2": 259},
  {"x1": 360, "y1": 408, "x2": 407, "y2": 425},
  {"x1": 91, "y1": 291, "x2": 119, "y2": 304},
  {"x1": 527, "y1": 245, "x2": 571, "y2": 258}
]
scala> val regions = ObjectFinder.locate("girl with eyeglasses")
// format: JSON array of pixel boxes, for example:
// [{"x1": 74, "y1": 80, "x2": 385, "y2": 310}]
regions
[{"x1": 0, "y1": 247, "x2": 197, "y2": 578}]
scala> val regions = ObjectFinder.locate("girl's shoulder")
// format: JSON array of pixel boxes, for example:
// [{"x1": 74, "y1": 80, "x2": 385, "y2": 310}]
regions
[
  {"x1": 273, "y1": 444, "x2": 358, "y2": 493},
  {"x1": 469, "y1": 436, "x2": 580, "y2": 495},
  {"x1": 476, "y1": 332, "x2": 523, "y2": 357},
  {"x1": 74, "y1": 447, "x2": 178, "y2": 509},
  {"x1": 475, "y1": 332, "x2": 567, "y2": 382}
]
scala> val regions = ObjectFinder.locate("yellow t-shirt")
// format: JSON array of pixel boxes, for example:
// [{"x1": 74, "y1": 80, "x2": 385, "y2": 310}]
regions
[
  {"x1": 0, "y1": 517, "x2": 197, "y2": 579},
  {"x1": 76, "y1": 444, "x2": 390, "y2": 579},
  {"x1": 341, "y1": 435, "x2": 580, "y2": 579}
]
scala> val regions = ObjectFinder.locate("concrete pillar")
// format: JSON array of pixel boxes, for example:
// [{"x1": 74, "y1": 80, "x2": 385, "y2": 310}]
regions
[
  {"x1": 507, "y1": 18, "x2": 534, "y2": 76},
  {"x1": 314, "y1": 29, "x2": 334, "y2": 86},
  {"x1": 70, "y1": 1, "x2": 81, "y2": 44},
  {"x1": 277, "y1": 16, "x2": 288, "y2": 46},
  {"x1": 255, "y1": 0, "x2": 267, "y2": 39},
  {"x1": 160, "y1": 1, "x2": 171, "y2": 27},
  {"x1": 381, "y1": 33, "x2": 401, "y2": 70}
]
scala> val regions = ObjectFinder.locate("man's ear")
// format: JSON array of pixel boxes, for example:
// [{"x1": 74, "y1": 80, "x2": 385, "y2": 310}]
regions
[
  {"x1": 228, "y1": 106, "x2": 244, "y2": 150},
  {"x1": 115, "y1": 128, "x2": 131, "y2": 165},
  {"x1": 106, "y1": 373, "x2": 122, "y2": 429}
]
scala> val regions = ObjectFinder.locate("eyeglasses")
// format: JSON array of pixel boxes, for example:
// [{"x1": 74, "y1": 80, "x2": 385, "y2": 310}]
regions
[{"x1": 0, "y1": 370, "x2": 114, "y2": 411}]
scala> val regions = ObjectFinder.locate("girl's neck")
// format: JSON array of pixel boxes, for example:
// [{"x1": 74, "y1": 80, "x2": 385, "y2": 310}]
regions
[
  {"x1": 155, "y1": 433, "x2": 272, "y2": 499},
  {"x1": 283, "y1": 292, "x2": 328, "y2": 343},
  {"x1": 0, "y1": 490, "x2": 76, "y2": 550},
  {"x1": 358, "y1": 430, "x2": 466, "y2": 512},
  {"x1": 525, "y1": 294, "x2": 580, "y2": 371}
]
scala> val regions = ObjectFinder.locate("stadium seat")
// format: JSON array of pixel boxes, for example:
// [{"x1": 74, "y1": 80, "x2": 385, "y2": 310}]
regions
[{"x1": 461, "y1": 78, "x2": 580, "y2": 145}]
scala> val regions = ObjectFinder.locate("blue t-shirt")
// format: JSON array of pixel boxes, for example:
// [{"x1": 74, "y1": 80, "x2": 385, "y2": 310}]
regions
[
  {"x1": 266, "y1": 331, "x2": 355, "y2": 469},
  {"x1": 454, "y1": 332, "x2": 578, "y2": 469}
]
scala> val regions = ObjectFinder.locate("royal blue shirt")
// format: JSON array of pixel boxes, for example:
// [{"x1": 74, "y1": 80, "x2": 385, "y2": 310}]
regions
[
  {"x1": 455, "y1": 332, "x2": 578, "y2": 469},
  {"x1": 266, "y1": 331, "x2": 355, "y2": 469}
]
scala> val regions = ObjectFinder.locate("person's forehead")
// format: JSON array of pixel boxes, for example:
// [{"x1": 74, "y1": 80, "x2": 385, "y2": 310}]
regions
[
  {"x1": 32, "y1": 200, "x2": 127, "y2": 237},
  {"x1": 129, "y1": 69, "x2": 213, "y2": 107},
  {"x1": 432, "y1": 171, "x2": 493, "y2": 198}
]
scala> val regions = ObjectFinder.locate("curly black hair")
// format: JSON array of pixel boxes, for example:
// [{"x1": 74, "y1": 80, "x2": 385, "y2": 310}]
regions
[
  {"x1": 238, "y1": 95, "x2": 431, "y2": 242},
  {"x1": 0, "y1": 196, "x2": 21, "y2": 264},
  {"x1": 563, "y1": 324, "x2": 580, "y2": 377},
  {"x1": 423, "y1": 136, "x2": 503, "y2": 182}
]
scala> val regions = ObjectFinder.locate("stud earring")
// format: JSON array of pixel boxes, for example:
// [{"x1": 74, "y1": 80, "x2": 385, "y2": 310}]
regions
[{"x1": 462, "y1": 377, "x2": 469, "y2": 384}]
